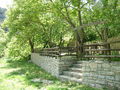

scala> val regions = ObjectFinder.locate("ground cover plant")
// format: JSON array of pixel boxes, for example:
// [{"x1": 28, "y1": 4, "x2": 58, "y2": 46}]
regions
[{"x1": 0, "y1": 58, "x2": 102, "y2": 90}]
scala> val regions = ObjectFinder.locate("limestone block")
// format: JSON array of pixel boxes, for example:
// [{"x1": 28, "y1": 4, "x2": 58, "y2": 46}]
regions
[
  {"x1": 97, "y1": 75, "x2": 105, "y2": 79},
  {"x1": 95, "y1": 79, "x2": 106, "y2": 84},
  {"x1": 83, "y1": 73, "x2": 90, "y2": 77},
  {"x1": 105, "y1": 76, "x2": 115, "y2": 80},
  {"x1": 84, "y1": 66, "x2": 91, "y2": 71},
  {"x1": 112, "y1": 66, "x2": 120, "y2": 71},
  {"x1": 114, "y1": 81, "x2": 120, "y2": 89},
  {"x1": 89, "y1": 83, "x2": 96, "y2": 87},
  {"x1": 95, "y1": 84, "x2": 103, "y2": 88},
  {"x1": 95, "y1": 60, "x2": 104, "y2": 64},
  {"x1": 111, "y1": 61, "x2": 120, "y2": 66},
  {"x1": 102, "y1": 63, "x2": 111, "y2": 68},
  {"x1": 98, "y1": 71, "x2": 114, "y2": 76},
  {"x1": 115, "y1": 74, "x2": 120, "y2": 81}
]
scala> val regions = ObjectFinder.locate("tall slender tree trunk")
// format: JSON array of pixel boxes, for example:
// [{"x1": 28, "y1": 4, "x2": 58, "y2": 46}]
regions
[{"x1": 76, "y1": 0, "x2": 85, "y2": 58}]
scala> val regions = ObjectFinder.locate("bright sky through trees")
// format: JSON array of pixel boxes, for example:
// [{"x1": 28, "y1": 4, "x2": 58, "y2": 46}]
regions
[{"x1": 0, "y1": 0, "x2": 13, "y2": 8}]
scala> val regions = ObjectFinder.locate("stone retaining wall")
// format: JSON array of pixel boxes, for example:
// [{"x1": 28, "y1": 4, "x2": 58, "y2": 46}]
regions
[
  {"x1": 31, "y1": 53, "x2": 120, "y2": 89},
  {"x1": 31, "y1": 53, "x2": 76, "y2": 77},
  {"x1": 82, "y1": 60, "x2": 120, "y2": 89}
]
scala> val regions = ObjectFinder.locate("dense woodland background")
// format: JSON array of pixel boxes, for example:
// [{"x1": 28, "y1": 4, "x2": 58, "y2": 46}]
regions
[{"x1": 0, "y1": 0, "x2": 120, "y2": 60}]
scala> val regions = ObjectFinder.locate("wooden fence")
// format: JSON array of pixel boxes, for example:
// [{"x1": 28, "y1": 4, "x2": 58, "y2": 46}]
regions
[
  {"x1": 35, "y1": 41, "x2": 120, "y2": 59},
  {"x1": 84, "y1": 42, "x2": 120, "y2": 58}
]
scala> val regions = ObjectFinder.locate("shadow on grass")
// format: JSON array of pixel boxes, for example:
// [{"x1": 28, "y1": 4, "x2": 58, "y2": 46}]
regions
[
  {"x1": 3, "y1": 60, "x2": 58, "y2": 88},
  {"x1": 1, "y1": 59, "x2": 102, "y2": 90}
]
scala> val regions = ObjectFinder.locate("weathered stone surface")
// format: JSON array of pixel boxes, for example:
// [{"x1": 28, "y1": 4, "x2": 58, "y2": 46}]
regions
[
  {"x1": 82, "y1": 60, "x2": 120, "y2": 89},
  {"x1": 106, "y1": 76, "x2": 115, "y2": 80},
  {"x1": 97, "y1": 75, "x2": 105, "y2": 79},
  {"x1": 95, "y1": 79, "x2": 106, "y2": 84},
  {"x1": 115, "y1": 74, "x2": 120, "y2": 81},
  {"x1": 95, "y1": 84, "x2": 103, "y2": 88},
  {"x1": 31, "y1": 53, "x2": 120, "y2": 89},
  {"x1": 102, "y1": 63, "x2": 111, "y2": 68},
  {"x1": 31, "y1": 53, "x2": 75, "y2": 77}
]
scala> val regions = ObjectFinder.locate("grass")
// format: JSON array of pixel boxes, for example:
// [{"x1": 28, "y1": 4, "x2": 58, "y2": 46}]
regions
[{"x1": 0, "y1": 57, "x2": 102, "y2": 90}]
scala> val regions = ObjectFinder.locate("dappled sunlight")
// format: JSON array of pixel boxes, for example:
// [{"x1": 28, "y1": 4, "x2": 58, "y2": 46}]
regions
[
  {"x1": 0, "y1": 58, "x2": 100, "y2": 90},
  {"x1": 0, "y1": 68, "x2": 20, "y2": 74},
  {"x1": 0, "y1": 0, "x2": 119, "y2": 89},
  {"x1": 0, "y1": 59, "x2": 58, "y2": 89}
]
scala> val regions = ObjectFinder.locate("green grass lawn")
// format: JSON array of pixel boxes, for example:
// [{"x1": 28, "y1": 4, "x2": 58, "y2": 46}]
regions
[{"x1": 0, "y1": 58, "x2": 102, "y2": 90}]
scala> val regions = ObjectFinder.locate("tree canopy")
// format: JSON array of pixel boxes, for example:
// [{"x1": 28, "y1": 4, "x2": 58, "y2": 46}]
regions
[{"x1": 1, "y1": 0, "x2": 120, "y2": 59}]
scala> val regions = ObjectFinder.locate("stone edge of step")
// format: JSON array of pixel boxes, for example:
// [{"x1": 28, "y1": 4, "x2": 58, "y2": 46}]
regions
[{"x1": 59, "y1": 75, "x2": 82, "y2": 83}]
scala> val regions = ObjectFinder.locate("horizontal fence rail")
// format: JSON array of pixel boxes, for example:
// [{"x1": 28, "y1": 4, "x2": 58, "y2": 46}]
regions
[
  {"x1": 34, "y1": 41, "x2": 120, "y2": 59},
  {"x1": 84, "y1": 41, "x2": 120, "y2": 59}
]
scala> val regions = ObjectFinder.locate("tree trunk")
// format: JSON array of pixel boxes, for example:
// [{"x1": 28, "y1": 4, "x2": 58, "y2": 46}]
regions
[
  {"x1": 102, "y1": 27, "x2": 111, "y2": 55},
  {"x1": 77, "y1": 0, "x2": 85, "y2": 58},
  {"x1": 29, "y1": 38, "x2": 34, "y2": 53}
]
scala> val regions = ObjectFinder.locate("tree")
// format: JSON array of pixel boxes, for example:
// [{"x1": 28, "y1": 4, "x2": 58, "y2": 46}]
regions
[
  {"x1": 49, "y1": 0, "x2": 97, "y2": 57},
  {"x1": 3, "y1": 0, "x2": 68, "y2": 58}
]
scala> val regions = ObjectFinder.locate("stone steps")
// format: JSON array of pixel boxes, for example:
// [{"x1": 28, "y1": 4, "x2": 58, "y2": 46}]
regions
[{"x1": 60, "y1": 60, "x2": 83, "y2": 83}]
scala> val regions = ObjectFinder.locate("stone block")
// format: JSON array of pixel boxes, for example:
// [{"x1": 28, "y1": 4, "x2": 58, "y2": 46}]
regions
[
  {"x1": 95, "y1": 84, "x2": 103, "y2": 88},
  {"x1": 89, "y1": 83, "x2": 96, "y2": 87},
  {"x1": 95, "y1": 60, "x2": 104, "y2": 64},
  {"x1": 114, "y1": 81, "x2": 120, "y2": 87},
  {"x1": 115, "y1": 74, "x2": 120, "y2": 81},
  {"x1": 112, "y1": 66, "x2": 120, "y2": 71},
  {"x1": 95, "y1": 79, "x2": 106, "y2": 84},
  {"x1": 102, "y1": 63, "x2": 111, "y2": 68},
  {"x1": 89, "y1": 63, "x2": 97, "y2": 68},
  {"x1": 83, "y1": 73, "x2": 90, "y2": 77},
  {"x1": 98, "y1": 71, "x2": 114, "y2": 76},
  {"x1": 97, "y1": 75, "x2": 105, "y2": 79},
  {"x1": 106, "y1": 76, "x2": 115, "y2": 80}
]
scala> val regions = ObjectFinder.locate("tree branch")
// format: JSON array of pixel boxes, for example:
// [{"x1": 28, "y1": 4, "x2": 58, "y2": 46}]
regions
[
  {"x1": 49, "y1": 0, "x2": 76, "y2": 28},
  {"x1": 80, "y1": 2, "x2": 89, "y2": 9},
  {"x1": 64, "y1": 3, "x2": 76, "y2": 28}
]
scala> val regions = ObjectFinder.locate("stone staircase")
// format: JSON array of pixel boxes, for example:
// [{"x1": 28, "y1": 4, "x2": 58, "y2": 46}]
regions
[{"x1": 59, "y1": 61, "x2": 83, "y2": 83}]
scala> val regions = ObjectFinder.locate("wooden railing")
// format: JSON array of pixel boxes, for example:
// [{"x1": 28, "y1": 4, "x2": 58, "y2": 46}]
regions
[
  {"x1": 37, "y1": 47, "x2": 76, "y2": 57},
  {"x1": 35, "y1": 41, "x2": 120, "y2": 59},
  {"x1": 84, "y1": 42, "x2": 120, "y2": 58}
]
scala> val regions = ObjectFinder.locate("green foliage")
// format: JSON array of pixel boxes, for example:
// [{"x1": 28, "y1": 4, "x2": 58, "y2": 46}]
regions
[
  {"x1": 0, "y1": 0, "x2": 119, "y2": 59},
  {"x1": 0, "y1": 29, "x2": 8, "y2": 57},
  {"x1": 45, "y1": 86, "x2": 68, "y2": 90},
  {"x1": 2, "y1": 0, "x2": 69, "y2": 58},
  {"x1": 5, "y1": 37, "x2": 31, "y2": 60},
  {"x1": 90, "y1": 0, "x2": 120, "y2": 39}
]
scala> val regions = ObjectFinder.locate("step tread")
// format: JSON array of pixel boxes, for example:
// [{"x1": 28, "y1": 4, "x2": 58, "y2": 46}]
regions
[
  {"x1": 63, "y1": 71, "x2": 83, "y2": 78},
  {"x1": 60, "y1": 75, "x2": 82, "y2": 83},
  {"x1": 73, "y1": 64, "x2": 82, "y2": 67},
  {"x1": 75, "y1": 63, "x2": 82, "y2": 64},
  {"x1": 76, "y1": 61, "x2": 83, "y2": 63},
  {"x1": 77, "y1": 61, "x2": 88, "y2": 63},
  {"x1": 70, "y1": 68, "x2": 82, "y2": 71},
  {"x1": 63, "y1": 71, "x2": 83, "y2": 76}
]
